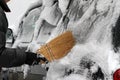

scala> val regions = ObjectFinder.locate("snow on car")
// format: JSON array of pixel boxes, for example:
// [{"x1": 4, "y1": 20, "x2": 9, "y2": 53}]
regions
[{"x1": 6, "y1": 0, "x2": 120, "y2": 80}]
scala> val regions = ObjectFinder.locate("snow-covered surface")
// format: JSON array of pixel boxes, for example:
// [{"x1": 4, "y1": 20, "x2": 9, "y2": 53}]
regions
[
  {"x1": 42, "y1": 0, "x2": 55, "y2": 7},
  {"x1": 58, "y1": 0, "x2": 70, "y2": 14},
  {"x1": 6, "y1": 0, "x2": 120, "y2": 80},
  {"x1": 6, "y1": 0, "x2": 39, "y2": 29},
  {"x1": 45, "y1": 0, "x2": 120, "y2": 80}
]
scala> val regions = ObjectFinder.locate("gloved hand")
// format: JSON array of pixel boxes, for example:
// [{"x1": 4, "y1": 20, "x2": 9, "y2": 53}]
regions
[{"x1": 25, "y1": 52, "x2": 48, "y2": 65}]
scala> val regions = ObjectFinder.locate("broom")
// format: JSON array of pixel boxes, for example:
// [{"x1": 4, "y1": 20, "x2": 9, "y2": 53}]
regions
[{"x1": 37, "y1": 31, "x2": 75, "y2": 62}]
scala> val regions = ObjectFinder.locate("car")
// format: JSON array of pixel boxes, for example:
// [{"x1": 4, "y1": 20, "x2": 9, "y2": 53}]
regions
[{"x1": 8, "y1": 0, "x2": 62, "y2": 77}]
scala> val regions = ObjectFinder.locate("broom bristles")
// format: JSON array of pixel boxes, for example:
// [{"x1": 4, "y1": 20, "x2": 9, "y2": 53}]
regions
[{"x1": 37, "y1": 31, "x2": 76, "y2": 62}]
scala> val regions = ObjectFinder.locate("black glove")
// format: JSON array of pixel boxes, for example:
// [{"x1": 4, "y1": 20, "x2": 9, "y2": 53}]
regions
[
  {"x1": 25, "y1": 52, "x2": 37, "y2": 65},
  {"x1": 25, "y1": 52, "x2": 48, "y2": 65}
]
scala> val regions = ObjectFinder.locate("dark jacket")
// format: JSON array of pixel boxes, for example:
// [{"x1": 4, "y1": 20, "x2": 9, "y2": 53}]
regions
[
  {"x1": 0, "y1": 4, "x2": 26, "y2": 67},
  {"x1": 0, "y1": 0, "x2": 10, "y2": 12}
]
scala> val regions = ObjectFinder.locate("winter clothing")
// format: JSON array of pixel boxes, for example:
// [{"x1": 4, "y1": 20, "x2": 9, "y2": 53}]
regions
[
  {"x1": 0, "y1": 1, "x2": 38, "y2": 67},
  {"x1": 25, "y1": 52, "x2": 48, "y2": 65},
  {"x1": 25, "y1": 52, "x2": 38, "y2": 65},
  {"x1": 0, "y1": 0, "x2": 10, "y2": 12}
]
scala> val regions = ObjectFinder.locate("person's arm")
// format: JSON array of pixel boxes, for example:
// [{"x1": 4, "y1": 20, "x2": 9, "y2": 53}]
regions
[
  {"x1": 0, "y1": 46, "x2": 38, "y2": 68},
  {"x1": 0, "y1": 9, "x2": 38, "y2": 68},
  {"x1": 0, "y1": 47, "x2": 26, "y2": 67}
]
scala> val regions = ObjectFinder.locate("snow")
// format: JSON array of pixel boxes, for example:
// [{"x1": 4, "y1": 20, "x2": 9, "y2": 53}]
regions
[
  {"x1": 42, "y1": 0, "x2": 55, "y2": 7},
  {"x1": 6, "y1": 0, "x2": 39, "y2": 28},
  {"x1": 96, "y1": 0, "x2": 112, "y2": 13},
  {"x1": 45, "y1": 0, "x2": 120, "y2": 80},
  {"x1": 40, "y1": 2, "x2": 62, "y2": 26},
  {"x1": 6, "y1": 0, "x2": 120, "y2": 80},
  {"x1": 21, "y1": 65, "x2": 31, "y2": 79},
  {"x1": 108, "y1": 51, "x2": 120, "y2": 73},
  {"x1": 62, "y1": 74, "x2": 87, "y2": 80},
  {"x1": 46, "y1": 42, "x2": 112, "y2": 80},
  {"x1": 58, "y1": 0, "x2": 70, "y2": 14}
]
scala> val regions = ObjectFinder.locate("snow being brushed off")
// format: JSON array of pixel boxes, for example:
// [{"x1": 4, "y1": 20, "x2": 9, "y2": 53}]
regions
[
  {"x1": 8, "y1": 0, "x2": 120, "y2": 79},
  {"x1": 46, "y1": 42, "x2": 116, "y2": 80},
  {"x1": 46, "y1": 0, "x2": 120, "y2": 80}
]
